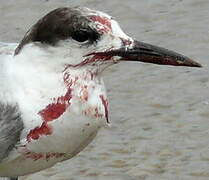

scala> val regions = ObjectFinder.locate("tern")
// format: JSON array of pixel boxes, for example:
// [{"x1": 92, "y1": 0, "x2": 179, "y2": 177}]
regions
[{"x1": 0, "y1": 7, "x2": 201, "y2": 180}]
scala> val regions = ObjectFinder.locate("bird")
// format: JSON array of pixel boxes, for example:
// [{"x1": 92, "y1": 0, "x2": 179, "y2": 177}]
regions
[{"x1": 0, "y1": 6, "x2": 201, "y2": 180}]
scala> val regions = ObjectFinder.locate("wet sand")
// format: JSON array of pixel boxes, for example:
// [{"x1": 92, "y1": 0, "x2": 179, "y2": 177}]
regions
[{"x1": 0, "y1": 0, "x2": 209, "y2": 179}]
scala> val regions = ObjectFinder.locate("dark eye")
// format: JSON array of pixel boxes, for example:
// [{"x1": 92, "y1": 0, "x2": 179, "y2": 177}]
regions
[
  {"x1": 71, "y1": 30, "x2": 99, "y2": 43},
  {"x1": 71, "y1": 31, "x2": 89, "y2": 42}
]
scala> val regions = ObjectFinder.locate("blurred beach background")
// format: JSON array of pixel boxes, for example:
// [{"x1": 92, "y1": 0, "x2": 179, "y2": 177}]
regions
[{"x1": 0, "y1": 0, "x2": 209, "y2": 179}]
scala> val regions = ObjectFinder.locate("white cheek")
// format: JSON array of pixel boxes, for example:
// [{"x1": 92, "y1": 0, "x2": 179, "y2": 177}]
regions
[{"x1": 96, "y1": 35, "x2": 122, "y2": 52}]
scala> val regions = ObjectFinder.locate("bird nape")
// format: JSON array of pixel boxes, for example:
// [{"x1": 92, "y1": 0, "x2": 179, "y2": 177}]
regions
[{"x1": 0, "y1": 6, "x2": 201, "y2": 180}]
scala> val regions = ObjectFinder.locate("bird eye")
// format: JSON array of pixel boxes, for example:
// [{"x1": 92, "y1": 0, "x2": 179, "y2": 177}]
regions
[
  {"x1": 71, "y1": 30, "x2": 89, "y2": 42},
  {"x1": 71, "y1": 30, "x2": 100, "y2": 43}
]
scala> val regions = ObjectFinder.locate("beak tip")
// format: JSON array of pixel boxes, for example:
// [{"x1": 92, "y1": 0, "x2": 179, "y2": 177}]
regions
[
  {"x1": 185, "y1": 58, "x2": 202, "y2": 68},
  {"x1": 195, "y1": 64, "x2": 202, "y2": 68}
]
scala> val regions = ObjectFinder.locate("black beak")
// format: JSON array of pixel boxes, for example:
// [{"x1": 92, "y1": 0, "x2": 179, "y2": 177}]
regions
[{"x1": 89, "y1": 40, "x2": 202, "y2": 67}]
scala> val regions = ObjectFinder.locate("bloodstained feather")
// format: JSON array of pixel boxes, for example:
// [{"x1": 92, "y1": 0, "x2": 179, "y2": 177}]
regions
[
  {"x1": 27, "y1": 122, "x2": 52, "y2": 141},
  {"x1": 99, "y1": 95, "x2": 109, "y2": 123},
  {"x1": 27, "y1": 77, "x2": 73, "y2": 142},
  {"x1": 64, "y1": 53, "x2": 112, "y2": 68},
  {"x1": 25, "y1": 151, "x2": 65, "y2": 161},
  {"x1": 90, "y1": 15, "x2": 112, "y2": 33}
]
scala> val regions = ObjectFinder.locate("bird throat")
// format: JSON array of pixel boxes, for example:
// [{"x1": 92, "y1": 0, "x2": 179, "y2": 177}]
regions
[{"x1": 26, "y1": 67, "x2": 109, "y2": 143}]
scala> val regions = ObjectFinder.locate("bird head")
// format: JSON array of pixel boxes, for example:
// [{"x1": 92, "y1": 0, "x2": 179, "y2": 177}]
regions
[{"x1": 14, "y1": 7, "x2": 202, "y2": 71}]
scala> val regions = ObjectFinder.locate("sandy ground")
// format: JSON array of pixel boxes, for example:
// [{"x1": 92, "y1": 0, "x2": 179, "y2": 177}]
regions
[{"x1": 0, "y1": 0, "x2": 209, "y2": 180}]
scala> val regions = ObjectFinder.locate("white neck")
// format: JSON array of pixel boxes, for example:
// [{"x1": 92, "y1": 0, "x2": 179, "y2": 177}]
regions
[{"x1": 7, "y1": 45, "x2": 107, "y2": 133}]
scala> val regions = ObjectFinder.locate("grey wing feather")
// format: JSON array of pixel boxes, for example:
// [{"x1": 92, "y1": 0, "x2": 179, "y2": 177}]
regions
[
  {"x1": 0, "y1": 104, "x2": 23, "y2": 162},
  {"x1": 0, "y1": 42, "x2": 23, "y2": 162}
]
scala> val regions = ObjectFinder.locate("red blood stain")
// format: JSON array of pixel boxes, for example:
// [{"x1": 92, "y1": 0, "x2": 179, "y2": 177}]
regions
[
  {"x1": 25, "y1": 151, "x2": 65, "y2": 161},
  {"x1": 90, "y1": 15, "x2": 112, "y2": 33},
  {"x1": 76, "y1": 54, "x2": 112, "y2": 67},
  {"x1": 27, "y1": 122, "x2": 52, "y2": 141},
  {"x1": 94, "y1": 107, "x2": 103, "y2": 119},
  {"x1": 38, "y1": 87, "x2": 72, "y2": 122},
  {"x1": 38, "y1": 103, "x2": 67, "y2": 122},
  {"x1": 27, "y1": 73, "x2": 73, "y2": 142},
  {"x1": 64, "y1": 52, "x2": 113, "y2": 68},
  {"x1": 82, "y1": 85, "x2": 88, "y2": 101},
  {"x1": 25, "y1": 152, "x2": 44, "y2": 161},
  {"x1": 90, "y1": 16, "x2": 111, "y2": 29},
  {"x1": 63, "y1": 72, "x2": 70, "y2": 83},
  {"x1": 120, "y1": 38, "x2": 133, "y2": 46},
  {"x1": 99, "y1": 95, "x2": 109, "y2": 123}
]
